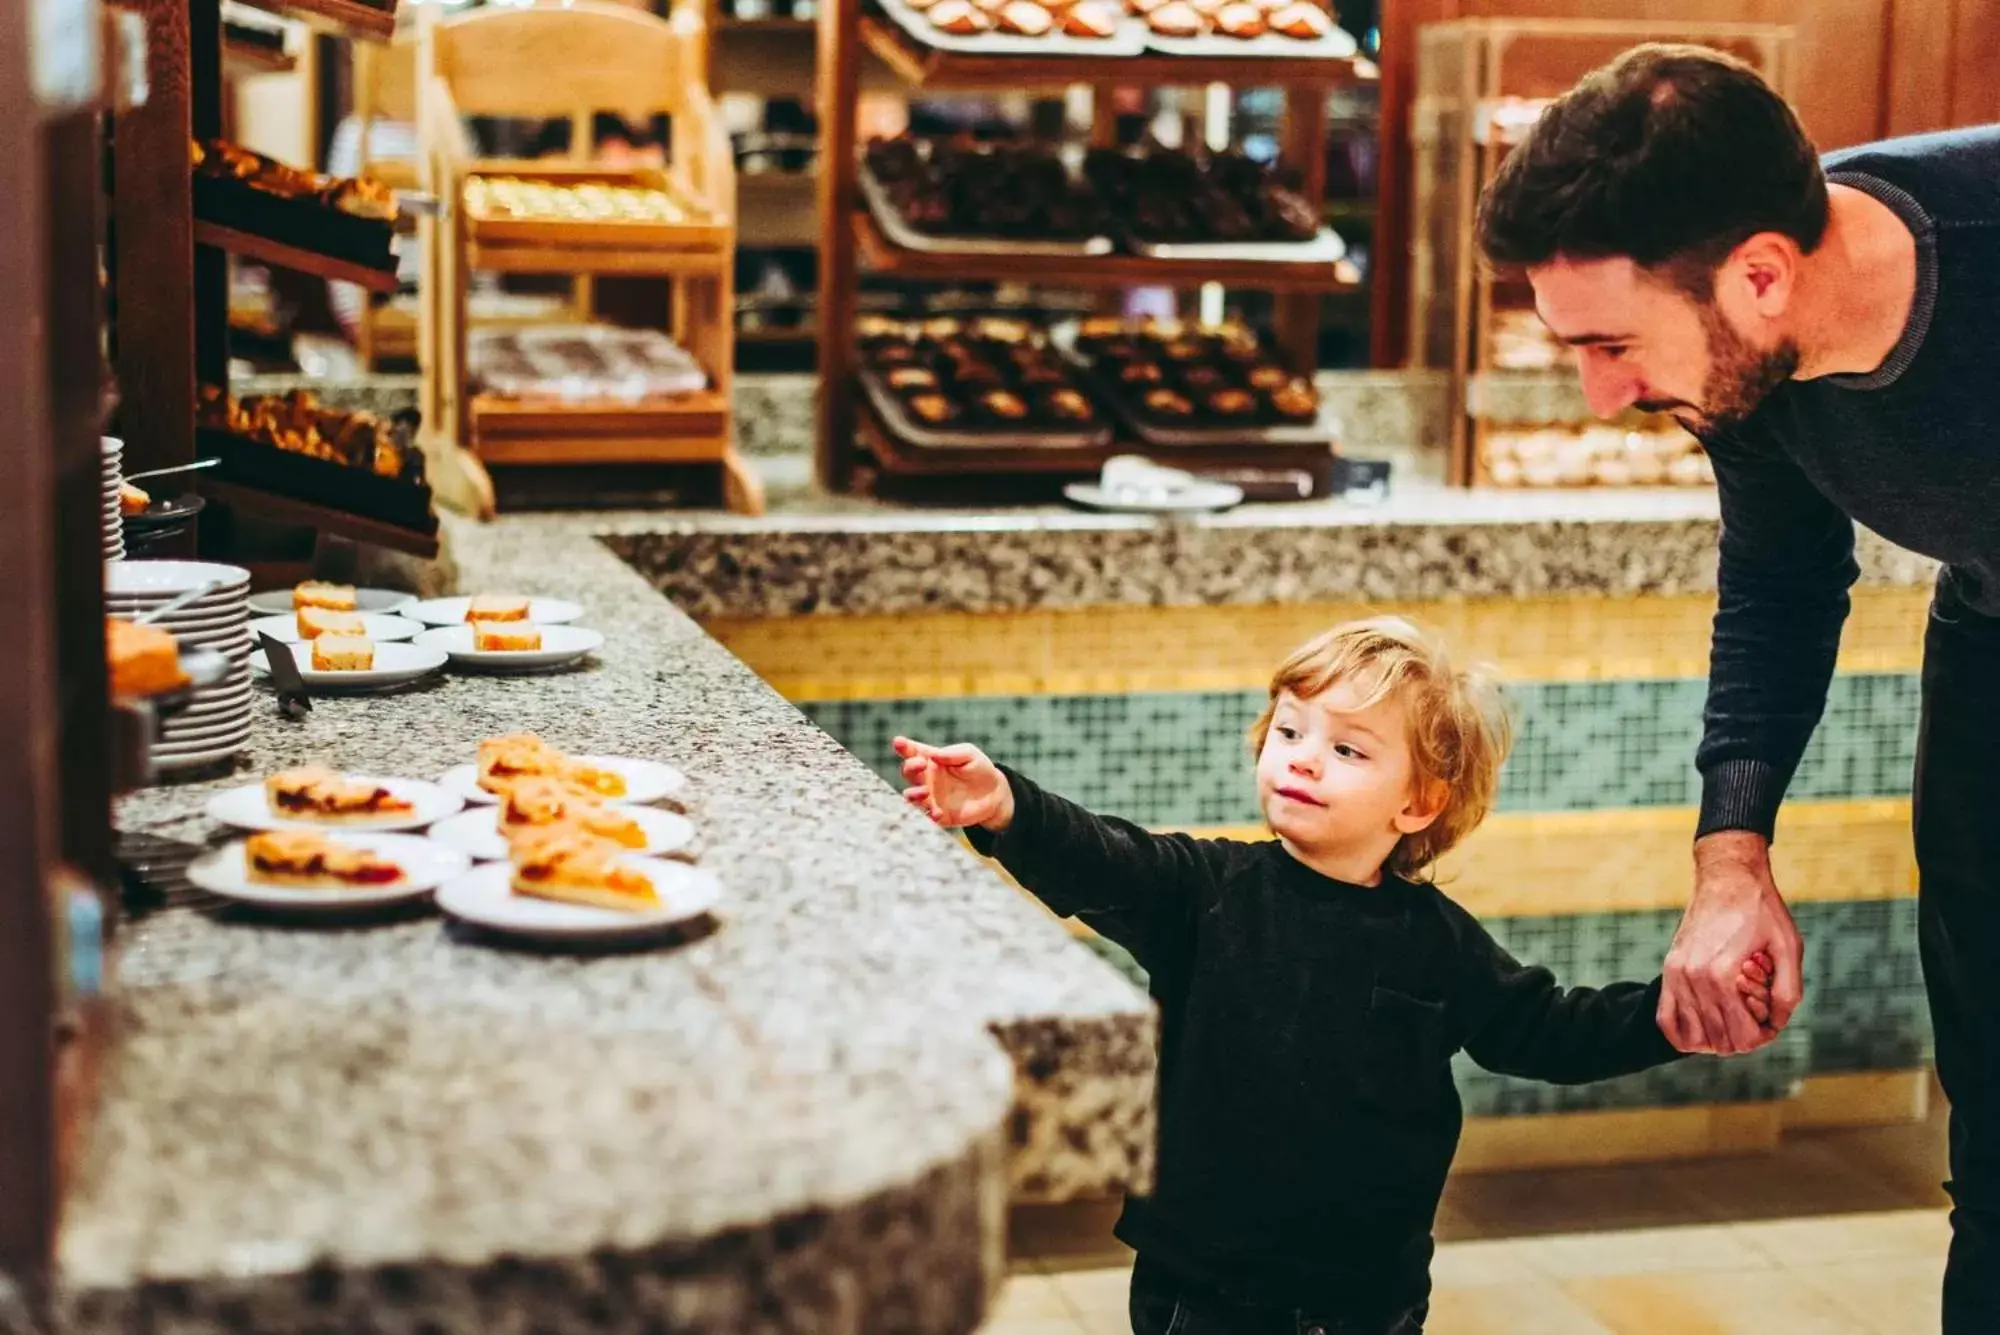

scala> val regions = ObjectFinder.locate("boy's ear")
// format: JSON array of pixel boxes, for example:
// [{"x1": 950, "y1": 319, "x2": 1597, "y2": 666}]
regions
[{"x1": 1394, "y1": 778, "x2": 1449, "y2": 835}]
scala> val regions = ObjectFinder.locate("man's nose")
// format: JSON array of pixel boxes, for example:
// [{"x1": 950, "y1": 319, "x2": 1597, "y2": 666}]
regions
[{"x1": 1577, "y1": 358, "x2": 1641, "y2": 419}]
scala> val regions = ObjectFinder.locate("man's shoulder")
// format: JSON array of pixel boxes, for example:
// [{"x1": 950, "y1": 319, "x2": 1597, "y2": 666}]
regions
[{"x1": 1823, "y1": 126, "x2": 2000, "y2": 229}]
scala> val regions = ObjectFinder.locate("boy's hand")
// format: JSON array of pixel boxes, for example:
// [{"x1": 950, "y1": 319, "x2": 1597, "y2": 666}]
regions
[
  {"x1": 1736, "y1": 948, "x2": 1777, "y2": 1030},
  {"x1": 893, "y1": 737, "x2": 1016, "y2": 832}
]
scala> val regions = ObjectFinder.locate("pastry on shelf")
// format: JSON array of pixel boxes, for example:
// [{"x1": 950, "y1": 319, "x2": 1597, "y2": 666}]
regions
[
  {"x1": 997, "y1": 0, "x2": 1053, "y2": 32},
  {"x1": 263, "y1": 766, "x2": 415, "y2": 823},
  {"x1": 1213, "y1": 1, "x2": 1266, "y2": 35},
  {"x1": 106, "y1": 618, "x2": 187, "y2": 699},
  {"x1": 500, "y1": 777, "x2": 646, "y2": 849},
  {"x1": 323, "y1": 177, "x2": 397, "y2": 222},
  {"x1": 906, "y1": 393, "x2": 960, "y2": 426},
  {"x1": 1146, "y1": 1, "x2": 1204, "y2": 35},
  {"x1": 464, "y1": 175, "x2": 694, "y2": 225},
  {"x1": 311, "y1": 634, "x2": 376, "y2": 672},
  {"x1": 1144, "y1": 388, "x2": 1197, "y2": 418},
  {"x1": 508, "y1": 826, "x2": 660, "y2": 913},
  {"x1": 1084, "y1": 142, "x2": 1324, "y2": 245},
  {"x1": 1268, "y1": 0, "x2": 1330, "y2": 38},
  {"x1": 863, "y1": 136, "x2": 1112, "y2": 243},
  {"x1": 294, "y1": 581, "x2": 358, "y2": 612},
  {"x1": 1268, "y1": 381, "x2": 1320, "y2": 422},
  {"x1": 862, "y1": 315, "x2": 1111, "y2": 439},
  {"x1": 1062, "y1": 2, "x2": 1120, "y2": 36},
  {"x1": 927, "y1": 0, "x2": 992, "y2": 33},
  {"x1": 297, "y1": 607, "x2": 365, "y2": 640},
  {"x1": 244, "y1": 830, "x2": 405, "y2": 890},
  {"x1": 198, "y1": 385, "x2": 424, "y2": 485},
  {"x1": 474, "y1": 621, "x2": 543, "y2": 652},
  {"x1": 1207, "y1": 388, "x2": 1259, "y2": 419}
]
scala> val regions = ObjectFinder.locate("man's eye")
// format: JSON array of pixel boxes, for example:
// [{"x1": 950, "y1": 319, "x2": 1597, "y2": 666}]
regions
[{"x1": 1600, "y1": 345, "x2": 1629, "y2": 362}]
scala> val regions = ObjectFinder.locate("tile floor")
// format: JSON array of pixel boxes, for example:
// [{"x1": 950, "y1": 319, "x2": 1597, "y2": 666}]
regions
[{"x1": 993, "y1": 1095, "x2": 1953, "y2": 1335}]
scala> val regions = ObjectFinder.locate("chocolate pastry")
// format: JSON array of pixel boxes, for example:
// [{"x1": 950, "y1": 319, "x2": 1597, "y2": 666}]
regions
[
  {"x1": 1161, "y1": 339, "x2": 1206, "y2": 362},
  {"x1": 1119, "y1": 361, "x2": 1166, "y2": 385},
  {"x1": 998, "y1": 0, "x2": 1053, "y2": 33},
  {"x1": 1269, "y1": 1, "x2": 1329, "y2": 38},
  {"x1": 920, "y1": 316, "x2": 964, "y2": 341},
  {"x1": 1207, "y1": 389, "x2": 1258, "y2": 418},
  {"x1": 975, "y1": 317, "x2": 1034, "y2": 345},
  {"x1": 1143, "y1": 388, "x2": 1197, "y2": 418},
  {"x1": 1146, "y1": 0, "x2": 1204, "y2": 34},
  {"x1": 1179, "y1": 365, "x2": 1228, "y2": 393},
  {"x1": 1017, "y1": 361, "x2": 1069, "y2": 387},
  {"x1": 872, "y1": 342, "x2": 920, "y2": 366},
  {"x1": 1268, "y1": 380, "x2": 1319, "y2": 421},
  {"x1": 857, "y1": 314, "x2": 905, "y2": 345},
  {"x1": 952, "y1": 361, "x2": 1007, "y2": 389},
  {"x1": 1214, "y1": 2, "x2": 1266, "y2": 35},
  {"x1": 887, "y1": 367, "x2": 941, "y2": 390},
  {"x1": 980, "y1": 390, "x2": 1032, "y2": 421},
  {"x1": 1043, "y1": 389, "x2": 1097, "y2": 422},
  {"x1": 907, "y1": 393, "x2": 960, "y2": 425},
  {"x1": 1062, "y1": 1, "x2": 1120, "y2": 36},
  {"x1": 1246, "y1": 363, "x2": 1290, "y2": 390}
]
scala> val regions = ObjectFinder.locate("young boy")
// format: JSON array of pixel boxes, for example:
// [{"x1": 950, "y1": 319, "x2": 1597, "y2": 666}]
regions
[{"x1": 895, "y1": 617, "x2": 1773, "y2": 1335}]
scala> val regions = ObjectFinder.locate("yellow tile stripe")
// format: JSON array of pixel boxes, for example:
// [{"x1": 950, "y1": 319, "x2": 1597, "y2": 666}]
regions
[
  {"x1": 706, "y1": 588, "x2": 1930, "y2": 701},
  {"x1": 1182, "y1": 799, "x2": 1915, "y2": 917}
]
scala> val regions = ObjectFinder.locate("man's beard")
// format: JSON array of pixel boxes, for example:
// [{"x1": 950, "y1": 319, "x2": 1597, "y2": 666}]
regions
[{"x1": 1685, "y1": 306, "x2": 1800, "y2": 436}]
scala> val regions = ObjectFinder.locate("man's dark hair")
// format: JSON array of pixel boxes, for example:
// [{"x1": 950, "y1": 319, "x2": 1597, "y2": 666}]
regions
[{"x1": 1476, "y1": 44, "x2": 1828, "y2": 296}]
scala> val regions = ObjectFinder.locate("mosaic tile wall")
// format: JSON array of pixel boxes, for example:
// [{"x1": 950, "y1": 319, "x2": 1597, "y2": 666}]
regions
[{"x1": 804, "y1": 673, "x2": 1922, "y2": 828}]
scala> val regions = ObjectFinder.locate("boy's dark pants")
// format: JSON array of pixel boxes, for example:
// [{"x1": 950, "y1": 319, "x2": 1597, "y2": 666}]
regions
[{"x1": 1127, "y1": 1257, "x2": 1424, "y2": 1335}]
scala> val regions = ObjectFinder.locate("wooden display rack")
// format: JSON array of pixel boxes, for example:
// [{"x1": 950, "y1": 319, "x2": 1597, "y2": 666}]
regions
[
  {"x1": 1406, "y1": 18, "x2": 1794, "y2": 487},
  {"x1": 815, "y1": 1, "x2": 1374, "y2": 497},
  {"x1": 416, "y1": 1, "x2": 761, "y2": 516}
]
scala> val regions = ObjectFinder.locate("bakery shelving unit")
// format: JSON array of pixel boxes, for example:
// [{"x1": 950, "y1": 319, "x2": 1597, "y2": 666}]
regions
[
  {"x1": 815, "y1": 4, "x2": 1374, "y2": 496},
  {"x1": 416, "y1": 0, "x2": 759, "y2": 516},
  {"x1": 110, "y1": 0, "x2": 440, "y2": 560},
  {"x1": 1408, "y1": 18, "x2": 1794, "y2": 488}
]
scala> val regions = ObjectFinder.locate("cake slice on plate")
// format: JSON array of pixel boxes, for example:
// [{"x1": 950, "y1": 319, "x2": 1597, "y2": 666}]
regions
[
  {"x1": 466, "y1": 594, "x2": 531, "y2": 623},
  {"x1": 297, "y1": 606, "x2": 366, "y2": 640},
  {"x1": 244, "y1": 829, "x2": 405, "y2": 890},
  {"x1": 264, "y1": 765, "x2": 415, "y2": 822},
  {"x1": 294, "y1": 580, "x2": 358, "y2": 611},
  {"x1": 500, "y1": 776, "x2": 645, "y2": 847},
  {"x1": 509, "y1": 826, "x2": 660, "y2": 913},
  {"x1": 311, "y1": 634, "x2": 375, "y2": 671},
  {"x1": 473, "y1": 620, "x2": 541, "y2": 652}
]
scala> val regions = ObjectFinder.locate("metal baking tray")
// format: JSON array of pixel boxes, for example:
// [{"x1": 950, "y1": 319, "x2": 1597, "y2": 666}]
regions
[
  {"x1": 858, "y1": 367, "x2": 1113, "y2": 451},
  {"x1": 1125, "y1": 227, "x2": 1348, "y2": 264},
  {"x1": 857, "y1": 166, "x2": 1116, "y2": 257},
  {"x1": 1050, "y1": 319, "x2": 1342, "y2": 448},
  {"x1": 1142, "y1": 23, "x2": 1359, "y2": 60},
  {"x1": 875, "y1": 0, "x2": 1147, "y2": 57}
]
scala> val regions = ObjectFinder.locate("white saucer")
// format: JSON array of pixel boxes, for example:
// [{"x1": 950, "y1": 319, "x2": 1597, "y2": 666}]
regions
[
  {"x1": 151, "y1": 739, "x2": 249, "y2": 773},
  {"x1": 434, "y1": 858, "x2": 721, "y2": 942},
  {"x1": 438, "y1": 756, "x2": 686, "y2": 806},
  {"x1": 1062, "y1": 480, "x2": 1244, "y2": 514},
  {"x1": 406, "y1": 596, "x2": 584, "y2": 627},
  {"x1": 188, "y1": 832, "x2": 470, "y2": 912},
  {"x1": 413, "y1": 624, "x2": 603, "y2": 673},
  {"x1": 106, "y1": 560, "x2": 251, "y2": 598},
  {"x1": 247, "y1": 588, "x2": 419, "y2": 617},
  {"x1": 250, "y1": 612, "x2": 425, "y2": 645},
  {"x1": 253, "y1": 640, "x2": 449, "y2": 693},
  {"x1": 427, "y1": 805, "x2": 696, "y2": 862},
  {"x1": 204, "y1": 775, "x2": 465, "y2": 833}
]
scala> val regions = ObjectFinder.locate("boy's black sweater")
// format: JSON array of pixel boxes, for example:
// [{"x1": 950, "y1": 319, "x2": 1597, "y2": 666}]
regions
[{"x1": 969, "y1": 769, "x2": 1682, "y2": 1320}]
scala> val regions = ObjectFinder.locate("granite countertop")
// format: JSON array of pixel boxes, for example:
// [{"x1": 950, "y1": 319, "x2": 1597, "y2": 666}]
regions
[
  {"x1": 586, "y1": 476, "x2": 1938, "y2": 618},
  {"x1": 61, "y1": 514, "x2": 1156, "y2": 1334}
]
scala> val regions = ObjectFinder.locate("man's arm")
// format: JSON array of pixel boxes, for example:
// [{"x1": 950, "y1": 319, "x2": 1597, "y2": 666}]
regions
[{"x1": 1665, "y1": 429, "x2": 1856, "y2": 1054}]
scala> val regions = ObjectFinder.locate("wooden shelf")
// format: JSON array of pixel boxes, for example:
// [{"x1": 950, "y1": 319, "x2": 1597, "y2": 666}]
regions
[
  {"x1": 233, "y1": 0, "x2": 395, "y2": 42},
  {"x1": 194, "y1": 221, "x2": 400, "y2": 293},
  {"x1": 469, "y1": 392, "x2": 733, "y2": 466},
  {"x1": 198, "y1": 478, "x2": 439, "y2": 557},
  {"x1": 854, "y1": 211, "x2": 1364, "y2": 292},
  {"x1": 858, "y1": 16, "x2": 1370, "y2": 90},
  {"x1": 222, "y1": 38, "x2": 297, "y2": 75},
  {"x1": 719, "y1": 15, "x2": 816, "y2": 29}
]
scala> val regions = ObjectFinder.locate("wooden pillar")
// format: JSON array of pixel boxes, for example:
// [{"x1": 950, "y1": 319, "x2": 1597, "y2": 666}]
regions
[{"x1": 813, "y1": 0, "x2": 860, "y2": 492}]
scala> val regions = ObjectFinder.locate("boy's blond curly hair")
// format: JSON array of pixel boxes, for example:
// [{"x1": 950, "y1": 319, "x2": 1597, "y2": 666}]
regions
[{"x1": 1248, "y1": 616, "x2": 1512, "y2": 880}]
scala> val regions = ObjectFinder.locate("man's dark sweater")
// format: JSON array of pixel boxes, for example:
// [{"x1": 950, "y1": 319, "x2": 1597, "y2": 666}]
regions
[
  {"x1": 1697, "y1": 126, "x2": 2000, "y2": 838},
  {"x1": 969, "y1": 767, "x2": 1680, "y2": 1319}
]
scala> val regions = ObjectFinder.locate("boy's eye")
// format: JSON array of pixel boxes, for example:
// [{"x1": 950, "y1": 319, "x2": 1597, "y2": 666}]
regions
[
  {"x1": 1333, "y1": 743, "x2": 1367, "y2": 760},
  {"x1": 1275, "y1": 725, "x2": 1300, "y2": 741}
]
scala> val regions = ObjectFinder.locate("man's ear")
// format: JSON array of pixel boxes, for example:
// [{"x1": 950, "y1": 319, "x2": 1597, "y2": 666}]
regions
[
  {"x1": 1394, "y1": 779, "x2": 1449, "y2": 835},
  {"x1": 1722, "y1": 231, "x2": 1801, "y2": 317}
]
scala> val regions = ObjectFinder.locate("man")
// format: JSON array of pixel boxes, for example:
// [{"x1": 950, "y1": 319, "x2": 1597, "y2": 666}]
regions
[{"x1": 1476, "y1": 45, "x2": 1999, "y2": 1330}]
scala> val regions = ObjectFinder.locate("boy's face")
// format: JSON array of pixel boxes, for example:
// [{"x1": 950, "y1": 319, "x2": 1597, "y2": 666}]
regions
[{"x1": 1256, "y1": 680, "x2": 1438, "y2": 875}]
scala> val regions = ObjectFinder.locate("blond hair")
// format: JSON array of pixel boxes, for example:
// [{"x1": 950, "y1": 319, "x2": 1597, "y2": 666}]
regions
[{"x1": 1248, "y1": 616, "x2": 1512, "y2": 880}]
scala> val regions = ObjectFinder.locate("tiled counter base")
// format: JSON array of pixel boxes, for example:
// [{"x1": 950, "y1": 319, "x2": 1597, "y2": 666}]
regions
[{"x1": 45, "y1": 511, "x2": 1156, "y2": 1334}]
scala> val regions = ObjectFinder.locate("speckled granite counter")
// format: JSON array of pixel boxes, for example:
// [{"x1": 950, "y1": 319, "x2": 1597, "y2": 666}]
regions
[
  {"x1": 56, "y1": 513, "x2": 1156, "y2": 1334},
  {"x1": 593, "y1": 480, "x2": 1938, "y2": 619}
]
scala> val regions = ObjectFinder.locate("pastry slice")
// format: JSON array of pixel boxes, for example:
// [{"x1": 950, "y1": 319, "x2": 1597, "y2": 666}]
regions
[
  {"x1": 997, "y1": 0, "x2": 1052, "y2": 34},
  {"x1": 477, "y1": 732, "x2": 561, "y2": 793},
  {"x1": 1268, "y1": 0, "x2": 1328, "y2": 37},
  {"x1": 311, "y1": 634, "x2": 376, "y2": 671},
  {"x1": 1213, "y1": 1, "x2": 1265, "y2": 34},
  {"x1": 509, "y1": 826, "x2": 660, "y2": 913},
  {"x1": 1062, "y1": 1, "x2": 1119, "y2": 35},
  {"x1": 560, "y1": 756, "x2": 628, "y2": 800},
  {"x1": 119, "y1": 482, "x2": 152, "y2": 516},
  {"x1": 465, "y1": 594, "x2": 531, "y2": 623},
  {"x1": 928, "y1": 0, "x2": 991, "y2": 34},
  {"x1": 297, "y1": 607, "x2": 366, "y2": 641},
  {"x1": 244, "y1": 830, "x2": 405, "y2": 890},
  {"x1": 264, "y1": 766, "x2": 416, "y2": 822},
  {"x1": 294, "y1": 580, "x2": 358, "y2": 611},
  {"x1": 500, "y1": 777, "x2": 646, "y2": 848},
  {"x1": 473, "y1": 621, "x2": 543, "y2": 652},
  {"x1": 106, "y1": 618, "x2": 188, "y2": 698}
]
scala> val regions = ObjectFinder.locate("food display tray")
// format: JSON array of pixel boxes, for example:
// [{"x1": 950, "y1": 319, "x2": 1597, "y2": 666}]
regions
[
  {"x1": 859, "y1": 367, "x2": 1112, "y2": 451},
  {"x1": 199, "y1": 428, "x2": 437, "y2": 534},
  {"x1": 1141, "y1": 23, "x2": 1360, "y2": 60},
  {"x1": 1123, "y1": 227, "x2": 1348, "y2": 264},
  {"x1": 857, "y1": 166, "x2": 1116, "y2": 257},
  {"x1": 192, "y1": 175, "x2": 396, "y2": 273},
  {"x1": 875, "y1": 0, "x2": 1147, "y2": 57}
]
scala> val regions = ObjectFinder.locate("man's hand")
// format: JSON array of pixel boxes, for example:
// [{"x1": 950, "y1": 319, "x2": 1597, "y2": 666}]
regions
[
  {"x1": 893, "y1": 737, "x2": 1016, "y2": 832},
  {"x1": 1659, "y1": 832, "x2": 1803, "y2": 1054}
]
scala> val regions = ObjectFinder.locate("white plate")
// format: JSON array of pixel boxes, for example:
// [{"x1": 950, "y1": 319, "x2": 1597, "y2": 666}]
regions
[
  {"x1": 427, "y1": 805, "x2": 696, "y2": 862},
  {"x1": 105, "y1": 560, "x2": 251, "y2": 598},
  {"x1": 438, "y1": 756, "x2": 686, "y2": 806},
  {"x1": 155, "y1": 731, "x2": 253, "y2": 758},
  {"x1": 204, "y1": 776, "x2": 465, "y2": 833},
  {"x1": 247, "y1": 588, "x2": 419, "y2": 617},
  {"x1": 161, "y1": 710, "x2": 254, "y2": 739},
  {"x1": 252, "y1": 640, "x2": 449, "y2": 692},
  {"x1": 406, "y1": 596, "x2": 585, "y2": 627},
  {"x1": 1062, "y1": 481, "x2": 1245, "y2": 514},
  {"x1": 108, "y1": 592, "x2": 248, "y2": 615},
  {"x1": 188, "y1": 832, "x2": 471, "y2": 912},
  {"x1": 151, "y1": 741, "x2": 249, "y2": 773},
  {"x1": 414, "y1": 624, "x2": 603, "y2": 673},
  {"x1": 434, "y1": 858, "x2": 720, "y2": 941},
  {"x1": 250, "y1": 613, "x2": 425, "y2": 645}
]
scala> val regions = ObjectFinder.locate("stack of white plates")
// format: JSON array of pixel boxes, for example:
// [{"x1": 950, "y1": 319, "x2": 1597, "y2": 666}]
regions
[
  {"x1": 101, "y1": 437, "x2": 126, "y2": 562},
  {"x1": 107, "y1": 560, "x2": 255, "y2": 774}
]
